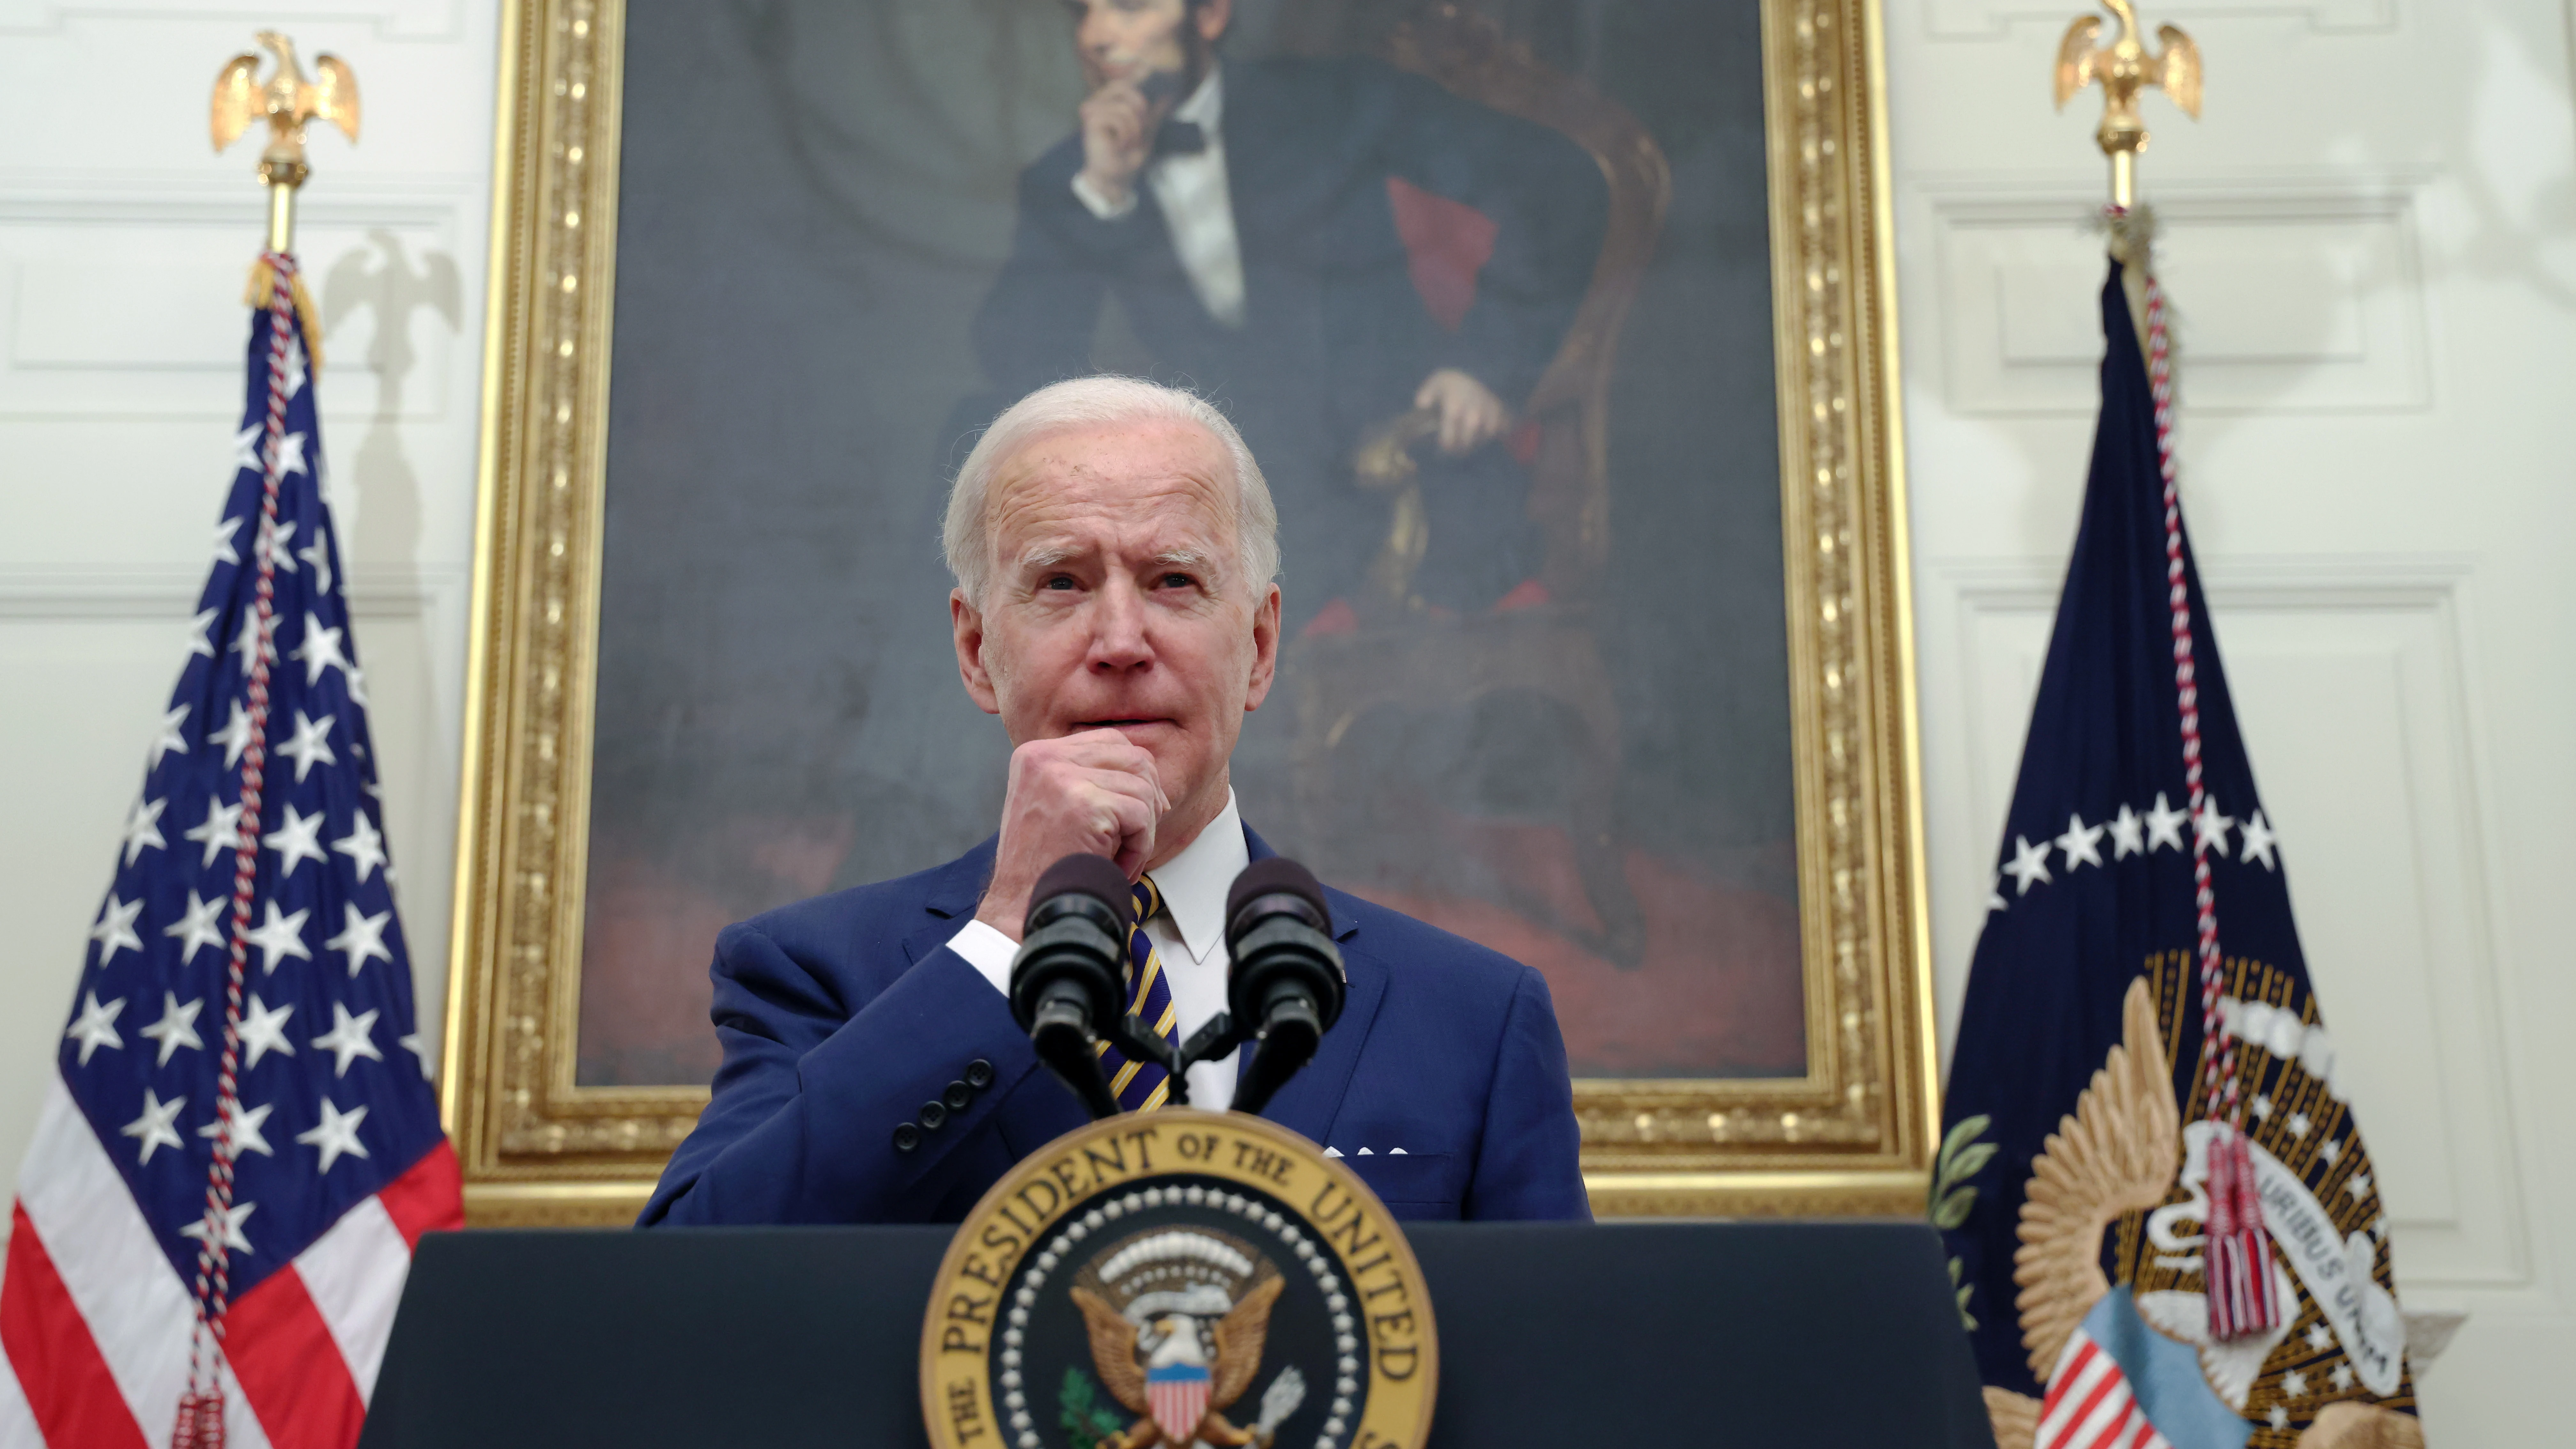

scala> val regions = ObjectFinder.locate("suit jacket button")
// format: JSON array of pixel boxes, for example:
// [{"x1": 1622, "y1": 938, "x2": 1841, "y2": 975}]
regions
[
  {"x1": 893, "y1": 1122, "x2": 921, "y2": 1153},
  {"x1": 964, "y1": 1058, "x2": 996, "y2": 1090},
  {"x1": 943, "y1": 1080, "x2": 974, "y2": 1112},
  {"x1": 919, "y1": 1100, "x2": 948, "y2": 1131}
]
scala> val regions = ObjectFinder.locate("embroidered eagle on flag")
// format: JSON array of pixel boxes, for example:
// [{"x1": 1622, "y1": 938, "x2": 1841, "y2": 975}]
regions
[{"x1": 1988, "y1": 977, "x2": 2421, "y2": 1449}]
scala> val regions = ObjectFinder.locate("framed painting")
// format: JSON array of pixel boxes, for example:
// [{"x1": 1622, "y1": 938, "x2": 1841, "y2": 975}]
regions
[{"x1": 447, "y1": 0, "x2": 1931, "y2": 1223}]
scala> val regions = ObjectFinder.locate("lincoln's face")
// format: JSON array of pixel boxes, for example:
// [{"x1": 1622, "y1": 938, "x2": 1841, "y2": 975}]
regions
[
  {"x1": 951, "y1": 417, "x2": 1280, "y2": 837},
  {"x1": 1067, "y1": 0, "x2": 1229, "y2": 94}
]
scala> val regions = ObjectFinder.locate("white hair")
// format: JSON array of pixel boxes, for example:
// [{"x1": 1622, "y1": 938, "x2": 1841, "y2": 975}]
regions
[{"x1": 942, "y1": 376, "x2": 1280, "y2": 608}]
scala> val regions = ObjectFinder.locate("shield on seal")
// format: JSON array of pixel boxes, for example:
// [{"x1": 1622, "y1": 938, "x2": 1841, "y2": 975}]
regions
[{"x1": 1146, "y1": 1360, "x2": 1211, "y2": 1443}]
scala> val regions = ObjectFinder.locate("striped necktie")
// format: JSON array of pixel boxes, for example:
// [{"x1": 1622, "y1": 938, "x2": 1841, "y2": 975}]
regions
[{"x1": 1100, "y1": 877, "x2": 1179, "y2": 1112}]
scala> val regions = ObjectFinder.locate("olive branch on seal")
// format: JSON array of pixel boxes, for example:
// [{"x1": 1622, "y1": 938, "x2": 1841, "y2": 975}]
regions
[
  {"x1": 1929, "y1": 1114, "x2": 1997, "y2": 1330},
  {"x1": 1059, "y1": 1364, "x2": 1131, "y2": 1449}
]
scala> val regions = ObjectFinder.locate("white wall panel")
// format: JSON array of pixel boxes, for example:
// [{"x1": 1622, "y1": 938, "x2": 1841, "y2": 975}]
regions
[
  {"x1": 1934, "y1": 563, "x2": 2529, "y2": 1287},
  {"x1": 1929, "y1": 181, "x2": 2434, "y2": 414},
  {"x1": 0, "y1": 189, "x2": 468, "y2": 419}
]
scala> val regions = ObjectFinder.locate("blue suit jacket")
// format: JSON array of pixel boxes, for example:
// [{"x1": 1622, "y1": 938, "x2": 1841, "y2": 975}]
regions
[{"x1": 640, "y1": 825, "x2": 1589, "y2": 1225}]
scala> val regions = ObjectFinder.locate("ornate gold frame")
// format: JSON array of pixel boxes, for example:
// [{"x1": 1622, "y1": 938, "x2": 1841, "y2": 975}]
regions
[{"x1": 447, "y1": 0, "x2": 1930, "y2": 1225}]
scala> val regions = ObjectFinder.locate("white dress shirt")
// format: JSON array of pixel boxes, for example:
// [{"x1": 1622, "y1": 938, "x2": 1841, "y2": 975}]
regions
[
  {"x1": 947, "y1": 791, "x2": 1250, "y2": 1108},
  {"x1": 1069, "y1": 66, "x2": 1248, "y2": 328}
]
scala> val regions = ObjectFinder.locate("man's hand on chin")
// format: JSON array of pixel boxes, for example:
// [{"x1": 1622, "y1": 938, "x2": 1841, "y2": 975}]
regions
[{"x1": 975, "y1": 727, "x2": 1170, "y2": 940}]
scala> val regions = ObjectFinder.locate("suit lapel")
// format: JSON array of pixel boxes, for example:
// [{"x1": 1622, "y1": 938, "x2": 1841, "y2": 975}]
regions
[
  {"x1": 901, "y1": 836, "x2": 996, "y2": 966},
  {"x1": 1251, "y1": 873, "x2": 1380, "y2": 1145},
  {"x1": 1220, "y1": 64, "x2": 1285, "y2": 250},
  {"x1": 1215, "y1": 62, "x2": 1334, "y2": 263}
]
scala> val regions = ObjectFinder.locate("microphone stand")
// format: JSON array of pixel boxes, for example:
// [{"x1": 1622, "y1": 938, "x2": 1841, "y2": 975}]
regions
[
  {"x1": 1051, "y1": 1006, "x2": 1327, "y2": 1120},
  {"x1": 1172, "y1": 1012, "x2": 1313, "y2": 1118},
  {"x1": 1110, "y1": 1014, "x2": 1190, "y2": 1111}
]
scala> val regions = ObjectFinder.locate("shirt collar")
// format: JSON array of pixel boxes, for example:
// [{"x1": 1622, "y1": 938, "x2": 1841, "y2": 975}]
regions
[
  {"x1": 1144, "y1": 788, "x2": 1245, "y2": 964},
  {"x1": 1170, "y1": 62, "x2": 1223, "y2": 140}
]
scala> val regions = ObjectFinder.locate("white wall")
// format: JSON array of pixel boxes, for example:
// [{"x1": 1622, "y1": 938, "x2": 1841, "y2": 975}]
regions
[
  {"x1": 0, "y1": 0, "x2": 495, "y2": 1231},
  {"x1": 0, "y1": 0, "x2": 2564, "y2": 1439},
  {"x1": 1889, "y1": 0, "x2": 2576, "y2": 1441}
]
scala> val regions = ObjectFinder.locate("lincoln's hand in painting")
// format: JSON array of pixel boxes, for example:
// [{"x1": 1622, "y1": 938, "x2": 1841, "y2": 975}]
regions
[
  {"x1": 1414, "y1": 367, "x2": 1513, "y2": 455},
  {"x1": 1075, "y1": 78, "x2": 1163, "y2": 210},
  {"x1": 1071, "y1": 0, "x2": 1232, "y2": 211}
]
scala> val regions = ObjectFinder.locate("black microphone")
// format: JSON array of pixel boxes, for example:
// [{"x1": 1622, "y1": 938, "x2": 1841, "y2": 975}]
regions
[
  {"x1": 1008, "y1": 854, "x2": 1132, "y2": 1121},
  {"x1": 1221, "y1": 858, "x2": 1346, "y2": 1116}
]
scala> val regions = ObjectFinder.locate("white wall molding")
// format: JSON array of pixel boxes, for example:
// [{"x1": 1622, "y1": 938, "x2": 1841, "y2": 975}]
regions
[
  {"x1": 0, "y1": 179, "x2": 475, "y2": 422},
  {"x1": 0, "y1": 561, "x2": 461, "y2": 618},
  {"x1": 1931, "y1": 551, "x2": 2473, "y2": 609},
  {"x1": 1923, "y1": 0, "x2": 2398, "y2": 41},
  {"x1": 0, "y1": 172, "x2": 482, "y2": 221},
  {"x1": 1919, "y1": 176, "x2": 2436, "y2": 416},
  {"x1": 0, "y1": 0, "x2": 463, "y2": 40}
]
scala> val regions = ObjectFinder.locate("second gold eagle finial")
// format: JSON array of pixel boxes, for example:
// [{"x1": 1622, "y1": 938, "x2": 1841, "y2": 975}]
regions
[{"x1": 2055, "y1": 1, "x2": 2200, "y2": 207}]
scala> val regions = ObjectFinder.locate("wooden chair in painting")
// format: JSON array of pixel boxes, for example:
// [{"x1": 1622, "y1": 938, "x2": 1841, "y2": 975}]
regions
[{"x1": 1283, "y1": 1, "x2": 1671, "y2": 966}]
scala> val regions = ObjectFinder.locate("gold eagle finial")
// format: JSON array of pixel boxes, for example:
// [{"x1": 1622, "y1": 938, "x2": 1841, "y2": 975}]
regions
[
  {"x1": 212, "y1": 33, "x2": 357, "y2": 253},
  {"x1": 2054, "y1": 2, "x2": 2200, "y2": 207},
  {"x1": 212, "y1": 32, "x2": 358, "y2": 191}
]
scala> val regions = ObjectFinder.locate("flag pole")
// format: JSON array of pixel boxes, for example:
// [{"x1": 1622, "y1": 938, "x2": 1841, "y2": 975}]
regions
[
  {"x1": 2057, "y1": 1, "x2": 2287, "y2": 1349},
  {"x1": 2052, "y1": 1, "x2": 2201, "y2": 210},
  {"x1": 170, "y1": 34, "x2": 359, "y2": 1448},
  {"x1": 263, "y1": 158, "x2": 304, "y2": 254}
]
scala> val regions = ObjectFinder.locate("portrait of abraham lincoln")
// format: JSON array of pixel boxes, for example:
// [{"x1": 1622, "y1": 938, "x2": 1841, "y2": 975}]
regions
[{"x1": 577, "y1": 0, "x2": 1798, "y2": 1088}]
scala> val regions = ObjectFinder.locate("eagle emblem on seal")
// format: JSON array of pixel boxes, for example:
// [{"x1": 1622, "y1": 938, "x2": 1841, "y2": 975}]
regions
[{"x1": 1069, "y1": 1229, "x2": 1308, "y2": 1449}]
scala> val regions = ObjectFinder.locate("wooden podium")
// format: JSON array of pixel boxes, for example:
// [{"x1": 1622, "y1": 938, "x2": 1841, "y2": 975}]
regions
[{"x1": 358, "y1": 1221, "x2": 1994, "y2": 1448}]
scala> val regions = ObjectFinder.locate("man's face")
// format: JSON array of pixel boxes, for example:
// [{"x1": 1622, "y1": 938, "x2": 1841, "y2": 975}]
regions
[
  {"x1": 952, "y1": 418, "x2": 1280, "y2": 826},
  {"x1": 1068, "y1": 0, "x2": 1228, "y2": 93}
]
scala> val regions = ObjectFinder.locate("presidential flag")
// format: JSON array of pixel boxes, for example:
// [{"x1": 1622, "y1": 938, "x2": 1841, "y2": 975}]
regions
[
  {"x1": 1934, "y1": 222, "x2": 2421, "y2": 1449},
  {"x1": 0, "y1": 252, "x2": 461, "y2": 1448}
]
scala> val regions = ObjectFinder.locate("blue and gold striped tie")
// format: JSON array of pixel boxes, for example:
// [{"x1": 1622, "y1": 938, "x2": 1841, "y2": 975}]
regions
[{"x1": 1099, "y1": 877, "x2": 1179, "y2": 1112}]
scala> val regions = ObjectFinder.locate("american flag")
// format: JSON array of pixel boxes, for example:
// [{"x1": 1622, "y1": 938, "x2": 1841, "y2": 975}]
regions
[{"x1": 0, "y1": 252, "x2": 460, "y2": 1448}]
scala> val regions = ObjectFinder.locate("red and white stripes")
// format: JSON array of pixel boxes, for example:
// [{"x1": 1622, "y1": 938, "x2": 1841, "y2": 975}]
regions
[
  {"x1": 0, "y1": 1079, "x2": 460, "y2": 1449},
  {"x1": 2039, "y1": 1333, "x2": 2177, "y2": 1449}
]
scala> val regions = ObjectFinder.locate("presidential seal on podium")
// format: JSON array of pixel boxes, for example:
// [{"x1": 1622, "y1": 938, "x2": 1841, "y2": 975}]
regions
[{"x1": 922, "y1": 1110, "x2": 1436, "y2": 1449}]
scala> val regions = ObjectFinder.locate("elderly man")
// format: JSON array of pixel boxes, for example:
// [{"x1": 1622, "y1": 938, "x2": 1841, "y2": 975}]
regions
[{"x1": 641, "y1": 378, "x2": 1586, "y2": 1225}]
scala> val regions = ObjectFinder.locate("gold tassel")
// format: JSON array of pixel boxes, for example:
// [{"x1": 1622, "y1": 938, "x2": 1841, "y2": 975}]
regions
[{"x1": 241, "y1": 258, "x2": 326, "y2": 374}]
